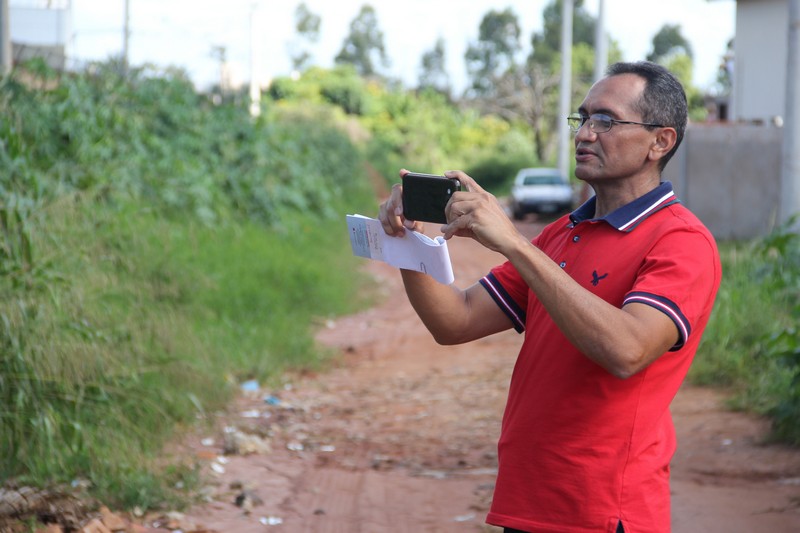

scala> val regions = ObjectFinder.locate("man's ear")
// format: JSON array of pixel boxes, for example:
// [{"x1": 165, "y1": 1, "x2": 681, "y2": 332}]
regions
[{"x1": 648, "y1": 127, "x2": 678, "y2": 163}]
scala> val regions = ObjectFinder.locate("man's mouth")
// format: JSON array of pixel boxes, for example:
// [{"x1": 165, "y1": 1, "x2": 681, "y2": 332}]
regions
[{"x1": 575, "y1": 146, "x2": 597, "y2": 161}]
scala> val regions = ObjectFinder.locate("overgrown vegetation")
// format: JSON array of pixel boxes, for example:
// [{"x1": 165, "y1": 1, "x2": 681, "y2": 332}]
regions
[
  {"x1": 0, "y1": 30, "x2": 795, "y2": 513},
  {"x1": 0, "y1": 58, "x2": 542, "y2": 510},
  {"x1": 268, "y1": 64, "x2": 538, "y2": 186},
  {"x1": 693, "y1": 218, "x2": 800, "y2": 445},
  {"x1": 0, "y1": 60, "x2": 381, "y2": 509}
]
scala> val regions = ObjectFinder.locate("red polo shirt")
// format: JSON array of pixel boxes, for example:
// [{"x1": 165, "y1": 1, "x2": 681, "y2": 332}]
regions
[{"x1": 480, "y1": 182, "x2": 721, "y2": 533}]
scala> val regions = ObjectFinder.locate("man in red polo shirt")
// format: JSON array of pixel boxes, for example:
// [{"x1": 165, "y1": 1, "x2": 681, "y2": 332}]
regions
[{"x1": 378, "y1": 61, "x2": 720, "y2": 533}]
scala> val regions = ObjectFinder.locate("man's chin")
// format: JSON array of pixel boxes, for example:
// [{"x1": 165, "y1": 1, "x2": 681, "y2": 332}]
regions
[{"x1": 573, "y1": 167, "x2": 592, "y2": 182}]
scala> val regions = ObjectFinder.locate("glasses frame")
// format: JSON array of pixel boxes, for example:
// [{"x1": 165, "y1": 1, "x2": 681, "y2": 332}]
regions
[{"x1": 567, "y1": 113, "x2": 665, "y2": 134}]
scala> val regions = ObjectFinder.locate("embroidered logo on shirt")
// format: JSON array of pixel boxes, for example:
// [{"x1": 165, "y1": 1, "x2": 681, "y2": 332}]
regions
[{"x1": 591, "y1": 270, "x2": 608, "y2": 286}]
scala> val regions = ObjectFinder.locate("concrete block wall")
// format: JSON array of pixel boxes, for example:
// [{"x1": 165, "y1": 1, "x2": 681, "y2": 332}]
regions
[{"x1": 663, "y1": 124, "x2": 783, "y2": 241}]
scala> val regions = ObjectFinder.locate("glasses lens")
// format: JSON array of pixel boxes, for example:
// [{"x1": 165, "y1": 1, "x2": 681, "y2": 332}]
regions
[
  {"x1": 590, "y1": 114, "x2": 613, "y2": 133},
  {"x1": 567, "y1": 114, "x2": 583, "y2": 132}
]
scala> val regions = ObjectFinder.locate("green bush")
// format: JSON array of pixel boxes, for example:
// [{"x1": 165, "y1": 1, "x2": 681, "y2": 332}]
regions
[
  {"x1": 755, "y1": 219, "x2": 800, "y2": 443},
  {"x1": 0, "y1": 61, "x2": 376, "y2": 508},
  {"x1": 262, "y1": 67, "x2": 538, "y2": 191},
  {"x1": 693, "y1": 219, "x2": 800, "y2": 445},
  {"x1": 0, "y1": 192, "x2": 374, "y2": 508}
]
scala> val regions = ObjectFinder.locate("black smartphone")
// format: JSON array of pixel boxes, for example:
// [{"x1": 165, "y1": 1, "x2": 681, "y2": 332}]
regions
[{"x1": 401, "y1": 172, "x2": 461, "y2": 224}]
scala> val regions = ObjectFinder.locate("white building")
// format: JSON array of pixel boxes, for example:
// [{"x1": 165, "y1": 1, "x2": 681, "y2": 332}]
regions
[
  {"x1": 10, "y1": 0, "x2": 72, "y2": 70},
  {"x1": 730, "y1": 0, "x2": 789, "y2": 123}
]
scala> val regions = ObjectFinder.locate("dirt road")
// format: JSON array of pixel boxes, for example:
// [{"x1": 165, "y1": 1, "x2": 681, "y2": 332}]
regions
[{"x1": 181, "y1": 219, "x2": 800, "y2": 533}]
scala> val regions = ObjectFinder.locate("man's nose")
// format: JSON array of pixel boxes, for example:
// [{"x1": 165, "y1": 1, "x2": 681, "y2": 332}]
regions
[{"x1": 573, "y1": 123, "x2": 597, "y2": 143}]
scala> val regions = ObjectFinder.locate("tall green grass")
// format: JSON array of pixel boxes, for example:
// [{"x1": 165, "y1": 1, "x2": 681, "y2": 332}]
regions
[
  {"x1": 692, "y1": 243, "x2": 783, "y2": 386},
  {"x1": 692, "y1": 222, "x2": 800, "y2": 444},
  {"x1": 0, "y1": 193, "x2": 374, "y2": 508}
]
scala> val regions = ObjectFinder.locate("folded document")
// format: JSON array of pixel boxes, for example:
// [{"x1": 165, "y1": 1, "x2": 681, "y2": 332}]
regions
[{"x1": 346, "y1": 214, "x2": 455, "y2": 285}]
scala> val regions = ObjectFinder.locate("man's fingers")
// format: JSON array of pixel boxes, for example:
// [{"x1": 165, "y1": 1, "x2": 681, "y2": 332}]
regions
[{"x1": 445, "y1": 171, "x2": 484, "y2": 194}]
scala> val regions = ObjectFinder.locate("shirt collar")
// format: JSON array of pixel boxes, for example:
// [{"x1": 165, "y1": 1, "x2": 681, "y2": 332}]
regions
[{"x1": 569, "y1": 181, "x2": 680, "y2": 232}]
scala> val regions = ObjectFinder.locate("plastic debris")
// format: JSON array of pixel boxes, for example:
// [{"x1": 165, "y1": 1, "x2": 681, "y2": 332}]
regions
[
  {"x1": 259, "y1": 516, "x2": 283, "y2": 526},
  {"x1": 70, "y1": 478, "x2": 91, "y2": 490},
  {"x1": 264, "y1": 395, "x2": 281, "y2": 406},
  {"x1": 235, "y1": 489, "x2": 264, "y2": 513},
  {"x1": 240, "y1": 380, "x2": 260, "y2": 393},
  {"x1": 224, "y1": 429, "x2": 272, "y2": 455}
]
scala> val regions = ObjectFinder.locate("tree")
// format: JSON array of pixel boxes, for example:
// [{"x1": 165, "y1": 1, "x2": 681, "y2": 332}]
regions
[
  {"x1": 418, "y1": 37, "x2": 450, "y2": 96},
  {"x1": 289, "y1": 3, "x2": 321, "y2": 72},
  {"x1": 647, "y1": 24, "x2": 693, "y2": 63},
  {"x1": 531, "y1": 0, "x2": 597, "y2": 67},
  {"x1": 463, "y1": 1, "x2": 625, "y2": 164},
  {"x1": 334, "y1": 5, "x2": 389, "y2": 78},
  {"x1": 646, "y1": 24, "x2": 707, "y2": 121},
  {"x1": 464, "y1": 8, "x2": 521, "y2": 97},
  {"x1": 524, "y1": 1, "x2": 619, "y2": 162}
]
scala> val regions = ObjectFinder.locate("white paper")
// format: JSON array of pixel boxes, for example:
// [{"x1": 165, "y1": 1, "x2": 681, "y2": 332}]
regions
[{"x1": 346, "y1": 214, "x2": 455, "y2": 285}]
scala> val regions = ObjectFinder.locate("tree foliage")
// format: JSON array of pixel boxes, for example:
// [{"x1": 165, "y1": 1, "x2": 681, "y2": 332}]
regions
[
  {"x1": 289, "y1": 3, "x2": 322, "y2": 72},
  {"x1": 418, "y1": 37, "x2": 450, "y2": 97},
  {"x1": 267, "y1": 64, "x2": 534, "y2": 186},
  {"x1": 647, "y1": 23, "x2": 693, "y2": 63},
  {"x1": 523, "y1": 0, "x2": 621, "y2": 162},
  {"x1": 334, "y1": 5, "x2": 389, "y2": 78},
  {"x1": 464, "y1": 7, "x2": 522, "y2": 97},
  {"x1": 530, "y1": 0, "x2": 598, "y2": 66},
  {"x1": 464, "y1": 1, "x2": 621, "y2": 164}
]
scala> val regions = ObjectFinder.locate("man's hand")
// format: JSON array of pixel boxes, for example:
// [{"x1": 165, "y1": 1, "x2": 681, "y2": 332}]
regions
[
  {"x1": 378, "y1": 169, "x2": 425, "y2": 237},
  {"x1": 441, "y1": 171, "x2": 526, "y2": 255}
]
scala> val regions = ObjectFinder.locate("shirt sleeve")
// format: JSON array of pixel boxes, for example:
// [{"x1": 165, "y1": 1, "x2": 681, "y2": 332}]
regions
[
  {"x1": 480, "y1": 267, "x2": 527, "y2": 333},
  {"x1": 478, "y1": 229, "x2": 552, "y2": 333},
  {"x1": 624, "y1": 227, "x2": 721, "y2": 351},
  {"x1": 479, "y1": 225, "x2": 567, "y2": 334}
]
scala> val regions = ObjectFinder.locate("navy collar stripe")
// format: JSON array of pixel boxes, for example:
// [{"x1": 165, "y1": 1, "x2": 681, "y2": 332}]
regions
[
  {"x1": 569, "y1": 181, "x2": 680, "y2": 232},
  {"x1": 617, "y1": 192, "x2": 676, "y2": 231}
]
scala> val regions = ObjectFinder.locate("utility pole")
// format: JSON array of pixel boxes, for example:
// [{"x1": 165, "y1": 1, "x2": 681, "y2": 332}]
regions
[
  {"x1": 557, "y1": 0, "x2": 573, "y2": 179},
  {"x1": 122, "y1": 0, "x2": 130, "y2": 75},
  {"x1": 782, "y1": 0, "x2": 800, "y2": 226},
  {"x1": 0, "y1": 0, "x2": 11, "y2": 76},
  {"x1": 593, "y1": 0, "x2": 607, "y2": 82},
  {"x1": 249, "y1": 2, "x2": 261, "y2": 117}
]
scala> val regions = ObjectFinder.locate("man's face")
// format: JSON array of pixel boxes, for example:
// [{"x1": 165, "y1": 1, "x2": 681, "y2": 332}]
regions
[{"x1": 573, "y1": 73, "x2": 659, "y2": 183}]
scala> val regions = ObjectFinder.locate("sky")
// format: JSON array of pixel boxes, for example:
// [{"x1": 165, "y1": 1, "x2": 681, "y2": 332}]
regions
[{"x1": 24, "y1": 0, "x2": 737, "y2": 93}]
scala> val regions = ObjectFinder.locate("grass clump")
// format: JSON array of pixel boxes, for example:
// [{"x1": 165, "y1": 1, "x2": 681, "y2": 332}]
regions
[
  {"x1": 0, "y1": 60, "x2": 378, "y2": 509},
  {"x1": 0, "y1": 194, "x2": 373, "y2": 509},
  {"x1": 693, "y1": 219, "x2": 800, "y2": 444}
]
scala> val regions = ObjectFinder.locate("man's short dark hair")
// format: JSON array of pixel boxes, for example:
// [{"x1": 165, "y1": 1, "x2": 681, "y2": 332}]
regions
[{"x1": 606, "y1": 61, "x2": 688, "y2": 171}]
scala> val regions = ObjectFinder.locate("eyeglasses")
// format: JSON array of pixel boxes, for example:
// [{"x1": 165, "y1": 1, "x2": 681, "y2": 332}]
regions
[{"x1": 567, "y1": 113, "x2": 664, "y2": 134}]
